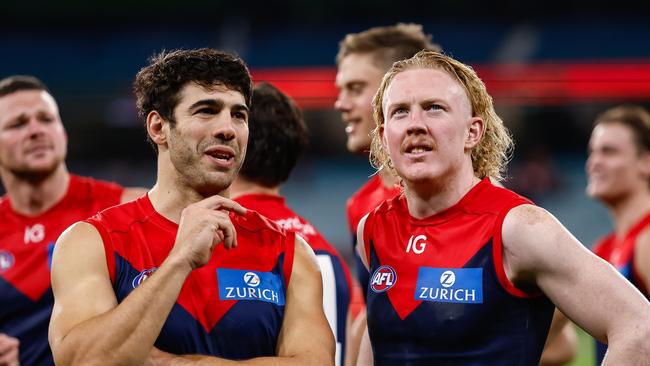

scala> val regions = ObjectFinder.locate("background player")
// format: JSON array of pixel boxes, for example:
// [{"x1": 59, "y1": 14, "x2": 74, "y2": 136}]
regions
[
  {"x1": 231, "y1": 82, "x2": 353, "y2": 366},
  {"x1": 586, "y1": 104, "x2": 650, "y2": 363},
  {"x1": 0, "y1": 75, "x2": 145, "y2": 366}
]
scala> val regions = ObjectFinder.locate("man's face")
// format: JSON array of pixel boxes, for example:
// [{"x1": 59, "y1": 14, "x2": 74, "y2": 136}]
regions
[
  {"x1": 586, "y1": 122, "x2": 649, "y2": 203},
  {"x1": 335, "y1": 53, "x2": 386, "y2": 154},
  {"x1": 165, "y1": 83, "x2": 249, "y2": 197},
  {"x1": 381, "y1": 68, "x2": 475, "y2": 185},
  {"x1": 0, "y1": 90, "x2": 67, "y2": 179}
]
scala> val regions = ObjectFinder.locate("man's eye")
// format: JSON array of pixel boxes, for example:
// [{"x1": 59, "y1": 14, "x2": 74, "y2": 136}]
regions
[{"x1": 196, "y1": 108, "x2": 215, "y2": 115}]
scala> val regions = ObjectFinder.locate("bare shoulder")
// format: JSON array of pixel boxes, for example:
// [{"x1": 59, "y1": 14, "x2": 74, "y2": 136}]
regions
[
  {"x1": 292, "y1": 234, "x2": 320, "y2": 277},
  {"x1": 120, "y1": 187, "x2": 149, "y2": 203},
  {"x1": 55, "y1": 221, "x2": 102, "y2": 253},
  {"x1": 502, "y1": 204, "x2": 581, "y2": 275}
]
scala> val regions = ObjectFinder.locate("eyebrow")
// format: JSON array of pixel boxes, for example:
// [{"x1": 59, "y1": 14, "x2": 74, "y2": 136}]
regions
[{"x1": 187, "y1": 99, "x2": 250, "y2": 114}]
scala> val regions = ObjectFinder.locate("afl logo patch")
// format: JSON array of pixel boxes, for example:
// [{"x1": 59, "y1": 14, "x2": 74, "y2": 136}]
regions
[
  {"x1": 132, "y1": 267, "x2": 158, "y2": 288},
  {"x1": 370, "y1": 265, "x2": 397, "y2": 293},
  {"x1": 0, "y1": 251, "x2": 15, "y2": 273}
]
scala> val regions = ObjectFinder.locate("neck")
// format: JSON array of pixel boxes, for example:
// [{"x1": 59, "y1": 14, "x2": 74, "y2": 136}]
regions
[
  {"x1": 607, "y1": 189, "x2": 650, "y2": 235},
  {"x1": 1, "y1": 164, "x2": 70, "y2": 216},
  {"x1": 148, "y1": 153, "x2": 230, "y2": 224},
  {"x1": 378, "y1": 167, "x2": 397, "y2": 189},
  {"x1": 230, "y1": 178, "x2": 280, "y2": 199},
  {"x1": 403, "y1": 163, "x2": 480, "y2": 219}
]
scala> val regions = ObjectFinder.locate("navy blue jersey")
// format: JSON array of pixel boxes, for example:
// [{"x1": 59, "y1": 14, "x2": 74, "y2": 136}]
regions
[
  {"x1": 361, "y1": 179, "x2": 555, "y2": 365},
  {"x1": 235, "y1": 194, "x2": 352, "y2": 365},
  {"x1": 0, "y1": 175, "x2": 123, "y2": 366},
  {"x1": 86, "y1": 195, "x2": 295, "y2": 359}
]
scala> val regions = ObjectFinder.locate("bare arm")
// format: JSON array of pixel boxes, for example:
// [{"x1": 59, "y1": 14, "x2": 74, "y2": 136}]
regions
[
  {"x1": 49, "y1": 195, "x2": 245, "y2": 366},
  {"x1": 539, "y1": 309, "x2": 577, "y2": 366},
  {"x1": 502, "y1": 204, "x2": 650, "y2": 365},
  {"x1": 634, "y1": 227, "x2": 650, "y2": 296},
  {"x1": 156, "y1": 236, "x2": 335, "y2": 366}
]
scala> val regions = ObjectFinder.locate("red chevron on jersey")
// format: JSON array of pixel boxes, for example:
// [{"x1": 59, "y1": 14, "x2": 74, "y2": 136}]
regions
[
  {"x1": 86, "y1": 195, "x2": 295, "y2": 335},
  {"x1": 363, "y1": 178, "x2": 533, "y2": 320}
]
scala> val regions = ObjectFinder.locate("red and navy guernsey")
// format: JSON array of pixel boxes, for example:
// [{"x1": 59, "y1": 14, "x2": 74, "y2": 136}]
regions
[
  {"x1": 235, "y1": 193, "x2": 352, "y2": 366},
  {"x1": 0, "y1": 175, "x2": 123, "y2": 366},
  {"x1": 592, "y1": 212, "x2": 650, "y2": 363},
  {"x1": 346, "y1": 175, "x2": 400, "y2": 299},
  {"x1": 362, "y1": 178, "x2": 554, "y2": 365},
  {"x1": 85, "y1": 194, "x2": 295, "y2": 359}
]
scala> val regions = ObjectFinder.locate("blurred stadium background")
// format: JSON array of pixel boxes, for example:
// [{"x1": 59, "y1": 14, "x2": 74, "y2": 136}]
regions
[{"x1": 3, "y1": 1, "x2": 650, "y2": 364}]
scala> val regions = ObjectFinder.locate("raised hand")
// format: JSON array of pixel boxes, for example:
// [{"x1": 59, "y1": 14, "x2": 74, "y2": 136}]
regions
[{"x1": 169, "y1": 195, "x2": 247, "y2": 270}]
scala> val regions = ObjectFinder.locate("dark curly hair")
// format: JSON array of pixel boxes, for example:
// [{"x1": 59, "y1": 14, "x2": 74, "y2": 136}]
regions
[
  {"x1": 133, "y1": 48, "x2": 252, "y2": 149},
  {"x1": 239, "y1": 82, "x2": 309, "y2": 187}
]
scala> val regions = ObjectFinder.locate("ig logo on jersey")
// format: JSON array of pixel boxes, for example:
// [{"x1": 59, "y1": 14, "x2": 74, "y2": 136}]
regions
[
  {"x1": 370, "y1": 265, "x2": 397, "y2": 293},
  {"x1": 0, "y1": 251, "x2": 15, "y2": 273},
  {"x1": 132, "y1": 267, "x2": 158, "y2": 288}
]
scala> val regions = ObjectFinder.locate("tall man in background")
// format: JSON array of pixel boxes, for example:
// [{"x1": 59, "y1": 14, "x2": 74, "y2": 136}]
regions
[
  {"x1": 0, "y1": 75, "x2": 145, "y2": 366},
  {"x1": 335, "y1": 24, "x2": 441, "y2": 293},
  {"x1": 231, "y1": 82, "x2": 352, "y2": 366},
  {"x1": 586, "y1": 104, "x2": 650, "y2": 363}
]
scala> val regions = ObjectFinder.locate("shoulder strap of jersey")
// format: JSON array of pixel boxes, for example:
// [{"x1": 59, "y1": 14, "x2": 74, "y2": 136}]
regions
[{"x1": 83, "y1": 216, "x2": 116, "y2": 283}]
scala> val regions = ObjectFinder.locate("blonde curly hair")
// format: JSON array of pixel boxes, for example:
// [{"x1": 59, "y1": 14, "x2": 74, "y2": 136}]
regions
[{"x1": 370, "y1": 50, "x2": 512, "y2": 182}]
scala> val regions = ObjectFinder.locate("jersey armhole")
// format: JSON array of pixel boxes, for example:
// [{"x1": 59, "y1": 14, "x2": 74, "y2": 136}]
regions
[
  {"x1": 358, "y1": 212, "x2": 372, "y2": 270},
  {"x1": 282, "y1": 231, "x2": 297, "y2": 289},
  {"x1": 83, "y1": 218, "x2": 116, "y2": 284},
  {"x1": 492, "y1": 203, "x2": 541, "y2": 298}
]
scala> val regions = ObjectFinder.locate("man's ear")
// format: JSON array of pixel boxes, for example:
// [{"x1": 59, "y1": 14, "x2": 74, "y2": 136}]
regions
[
  {"x1": 380, "y1": 125, "x2": 387, "y2": 150},
  {"x1": 639, "y1": 150, "x2": 650, "y2": 178},
  {"x1": 465, "y1": 116, "x2": 485, "y2": 150},
  {"x1": 146, "y1": 111, "x2": 167, "y2": 147}
]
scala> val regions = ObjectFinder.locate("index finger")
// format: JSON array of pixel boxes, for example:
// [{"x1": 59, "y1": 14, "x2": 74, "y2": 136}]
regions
[{"x1": 199, "y1": 195, "x2": 247, "y2": 215}]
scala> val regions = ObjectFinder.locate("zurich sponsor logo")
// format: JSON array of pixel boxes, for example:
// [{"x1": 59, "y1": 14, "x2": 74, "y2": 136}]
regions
[
  {"x1": 132, "y1": 267, "x2": 158, "y2": 288},
  {"x1": 415, "y1": 267, "x2": 483, "y2": 304},
  {"x1": 217, "y1": 269, "x2": 285, "y2": 305},
  {"x1": 370, "y1": 265, "x2": 397, "y2": 293},
  {"x1": 0, "y1": 251, "x2": 15, "y2": 273}
]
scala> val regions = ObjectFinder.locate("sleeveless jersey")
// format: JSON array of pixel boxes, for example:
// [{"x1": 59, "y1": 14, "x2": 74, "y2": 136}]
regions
[
  {"x1": 85, "y1": 195, "x2": 295, "y2": 359},
  {"x1": 592, "y1": 212, "x2": 650, "y2": 363},
  {"x1": 361, "y1": 178, "x2": 554, "y2": 365},
  {"x1": 235, "y1": 193, "x2": 352, "y2": 366},
  {"x1": 347, "y1": 175, "x2": 400, "y2": 300},
  {"x1": 0, "y1": 175, "x2": 123, "y2": 366}
]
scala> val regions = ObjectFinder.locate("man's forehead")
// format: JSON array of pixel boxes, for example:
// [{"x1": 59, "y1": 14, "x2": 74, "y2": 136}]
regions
[
  {"x1": 0, "y1": 90, "x2": 58, "y2": 114},
  {"x1": 384, "y1": 68, "x2": 469, "y2": 106},
  {"x1": 179, "y1": 82, "x2": 246, "y2": 105}
]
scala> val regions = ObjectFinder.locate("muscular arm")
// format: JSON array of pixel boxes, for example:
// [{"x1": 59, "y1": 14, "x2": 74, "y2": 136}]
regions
[
  {"x1": 502, "y1": 205, "x2": 650, "y2": 365},
  {"x1": 49, "y1": 195, "x2": 245, "y2": 366},
  {"x1": 48, "y1": 222, "x2": 193, "y2": 366},
  {"x1": 539, "y1": 310, "x2": 577, "y2": 366},
  {"x1": 156, "y1": 236, "x2": 334, "y2": 366}
]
